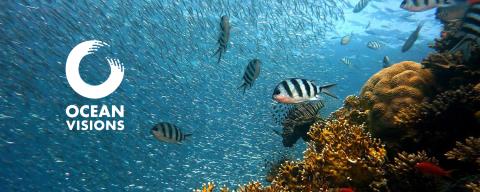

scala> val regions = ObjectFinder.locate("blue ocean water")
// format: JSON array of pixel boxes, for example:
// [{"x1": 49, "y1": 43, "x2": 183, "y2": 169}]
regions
[{"x1": 0, "y1": 0, "x2": 439, "y2": 191}]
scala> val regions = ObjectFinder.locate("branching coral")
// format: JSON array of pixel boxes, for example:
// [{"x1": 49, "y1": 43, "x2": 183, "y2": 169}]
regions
[
  {"x1": 393, "y1": 85, "x2": 480, "y2": 158},
  {"x1": 300, "y1": 118, "x2": 386, "y2": 191},
  {"x1": 466, "y1": 181, "x2": 480, "y2": 192},
  {"x1": 386, "y1": 151, "x2": 443, "y2": 192},
  {"x1": 264, "y1": 154, "x2": 292, "y2": 182},
  {"x1": 330, "y1": 95, "x2": 370, "y2": 127},
  {"x1": 445, "y1": 137, "x2": 480, "y2": 167}
]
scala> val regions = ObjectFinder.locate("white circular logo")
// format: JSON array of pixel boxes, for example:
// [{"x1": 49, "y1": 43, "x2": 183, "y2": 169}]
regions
[{"x1": 66, "y1": 40, "x2": 124, "y2": 99}]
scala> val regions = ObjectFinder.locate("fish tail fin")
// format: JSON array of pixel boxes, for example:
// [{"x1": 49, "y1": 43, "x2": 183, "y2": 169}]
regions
[
  {"x1": 319, "y1": 84, "x2": 338, "y2": 99},
  {"x1": 237, "y1": 83, "x2": 248, "y2": 94},
  {"x1": 212, "y1": 47, "x2": 220, "y2": 57},
  {"x1": 217, "y1": 49, "x2": 223, "y2": 64},
  {"x1": 417, "y1": 21, "x2": 426, "y2": 31},
  {"x1": 184, "y1": 133, "x2": 192, "y2": 138}
]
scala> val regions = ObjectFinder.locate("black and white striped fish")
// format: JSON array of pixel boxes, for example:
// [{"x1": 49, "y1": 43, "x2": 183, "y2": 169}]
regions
[
  {"x1": 272, "y1": 78, "x2": 338, "y2": 104},
  {"x1": 450, "y1": 1, "x2": 480, "y2": 60},
  {"x1": 238, "y1": 59, "x2": 261, "y2": 94},
  {"x1": 213, "y1": 15, "x2": 231, "y2": 64},
  {"x1": 353, "y1": 0, "x2": 371, "y2": 13},
  {"x1": 151, "y1": 122, "x2": 191, "y2": 144},
  {"x1": 341, "y1": 57, "x2": 353, "y2": 66},
  {"x1": 367, "y1": 40, "x2": 383, "y2": 49},
  {"x1": 402, "y1": 21, "x2": 425, "y2": 52}
]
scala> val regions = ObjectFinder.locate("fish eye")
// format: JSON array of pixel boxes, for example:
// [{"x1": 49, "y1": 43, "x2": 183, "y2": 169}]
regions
[
  {"x1": 151, "y1": 126, "x2": 158, "y2": 131},
  {"x1": 273, "y1": 89, "x2": 280, "y2": 95}
]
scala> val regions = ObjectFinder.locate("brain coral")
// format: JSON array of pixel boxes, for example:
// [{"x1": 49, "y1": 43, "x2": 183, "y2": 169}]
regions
[{"x1": 360, "y1": 61, "x2": 435, "y2": 140}]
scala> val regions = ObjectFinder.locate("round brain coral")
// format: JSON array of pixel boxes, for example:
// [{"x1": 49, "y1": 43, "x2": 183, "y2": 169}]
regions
[{"x1": 360, "y1": 61, "x2": 435, "y2": 140}]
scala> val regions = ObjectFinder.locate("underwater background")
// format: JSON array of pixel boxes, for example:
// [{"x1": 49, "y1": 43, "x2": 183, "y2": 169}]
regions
[{"x1": 1, "y1": 0, "x2": 474, "y2": 191}]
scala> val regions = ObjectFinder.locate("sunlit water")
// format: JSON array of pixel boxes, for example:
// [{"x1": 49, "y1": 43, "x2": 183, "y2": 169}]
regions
[{"x1": 0, "y1": 0, "x2": 439, "y2": 191}]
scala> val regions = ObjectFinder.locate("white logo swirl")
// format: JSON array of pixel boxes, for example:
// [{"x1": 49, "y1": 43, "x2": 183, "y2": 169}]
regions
[{"x1": 66, "y1": 40, "x2": 124, "y2": 99}]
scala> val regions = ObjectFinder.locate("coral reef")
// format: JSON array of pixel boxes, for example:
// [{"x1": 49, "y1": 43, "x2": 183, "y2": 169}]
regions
[
  {"x1": 196, "y1": 11, "x2": 480, "y2": 192},
  {"x1": 445, "y1": 137, "x2": 480, "y2": 168},
  {"x1": 267, "y1": 117, "x2": 387, "y2": 191},
  {"x1": 393, "y1": 85, "x2": 480, "y2": 159},
  {"x1": 360, "y1": 61, "x2": 435, "y2": 145},
  {"x1": 385, "y1": 151, "x2": 444, "y2": 192},
  {"x1": 264, "y1": 154, "x2": 292, "y2": 182},
  {"x1": 465, "y1": 181, "x2": 480, "y2": 192}
]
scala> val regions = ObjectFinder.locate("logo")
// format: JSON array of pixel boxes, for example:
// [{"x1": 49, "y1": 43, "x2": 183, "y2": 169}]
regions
[
  {"x1": 65, "y1": 40, "x2": 124, "y2": 99},
  {"x1": 65, "y1": 40, "x2": 125, "y2": 131}
]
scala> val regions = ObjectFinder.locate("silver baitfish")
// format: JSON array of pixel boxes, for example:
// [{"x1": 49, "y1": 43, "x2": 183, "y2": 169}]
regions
[
  {"x1": 151, "y1": 122, "x2": 191, "y2": 144},
  {"x1": 450, "y1": 1, "x2": 480, "y2": 60},
  {"x1": 213, "y1": 15, "x2": 231, "y2": 64},
  {"x1": 238, "y1": 59, "x2": 261, "y2": 94},
  {"x1": 383, "y1": 56, "x2": 391, "y2": 68},
  {"x1": 367, "y1": 40, "x2": 383, "y2": 49},
  {"x1": 341, "y1": 33, "x2": 353, "y2": 45},
  {"x1": 353, "y1": 0, "x2": 371, "y2": 13},
  {"x1": 402, "y1": 21, "x2": 425, "y2": 52},
  {"x1": 272, "y1": 78, "x2": 338, "y2": 104}
]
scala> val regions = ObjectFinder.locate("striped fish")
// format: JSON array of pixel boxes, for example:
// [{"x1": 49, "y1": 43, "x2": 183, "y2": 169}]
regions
[
  {"x1": 213, "y1": 15, "x2": 231, "y2": 64},
  {"x1": 367, "y1": 40, "x2": 383, "y2": 49},
  {"x1": 341, "y1": 57, "x2": 353, "y2": 66},
  {"x1": 400, "y1": 0, "x2": 465, "y2": 12},
  {"x1": 282, "y1": 101, "x2": 324, "y2": 126},
  {"x1": 353, "y1": 0, "x2": 371, "y2": 13},
  {"x1": 450, "y1": 1, "x2": 480, "y2": 60},
  {"x1": 151, "y1": 122, "x2": 191, "y2": 144},
  {"x1": 271, "y1": 101, "x2": 324, "y2": 147},
  {"x1": 402, "y1": 21, "x2": 425, "y2": 52},
  {"x1": 272, "y1": 78, "x2": 338, "y2": 104},
  {"x1": 238, "y1": 59, "x2": 261, "y2": 94}
]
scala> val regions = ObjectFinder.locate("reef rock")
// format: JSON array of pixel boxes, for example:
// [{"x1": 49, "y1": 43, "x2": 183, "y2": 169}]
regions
[{"x1": 360, "y1": 61, "x2": 435, "y2": 142}]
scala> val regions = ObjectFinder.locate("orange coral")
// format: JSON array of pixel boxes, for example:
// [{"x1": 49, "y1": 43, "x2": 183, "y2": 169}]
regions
[{"x1": 360, "y1": 61, "x2": 434, "y2": 141}]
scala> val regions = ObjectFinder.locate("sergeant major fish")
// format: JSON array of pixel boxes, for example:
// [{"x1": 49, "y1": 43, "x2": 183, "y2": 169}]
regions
[
  {"x1": 353, "y1": 0, "x2": 371, "y2": 13},
  {"x1": 367, "y1": 40, "x2": 383, "y2": 49},
  {"x1": 213, "y1": 15, "x2": 231, "y2": 64},
  {"x1": 402, "y1": 21, "x2": 425, "y2": 52},
  {"x1": 340, "y1": 57, "x2": 353, "y2": 67},
  {"x1": 151, "y1": 122, "x2": 191, "y2": 144},
  {"x1": 238, "y1": 59, "x2": 261, "y2": 94},
  {"x1": 272, "y1": 78, "x2": 338, "y2": 104}
]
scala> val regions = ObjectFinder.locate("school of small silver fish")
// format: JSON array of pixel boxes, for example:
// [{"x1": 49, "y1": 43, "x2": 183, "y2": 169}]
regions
[{"x1": 2, "y1": 0, "x2": 480, "y2": 191}]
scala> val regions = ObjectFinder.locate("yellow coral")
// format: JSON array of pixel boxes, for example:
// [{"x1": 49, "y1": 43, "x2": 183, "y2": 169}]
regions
[
  {"x1": 445, "y1": 137, "x2": 480, "y2": 167},
  {"x1": 360, "y1": 61, "x2": 434, "y2": 141},
  {"x1": 466, "y1": 181, "x2": 480, "y2": 192}
]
